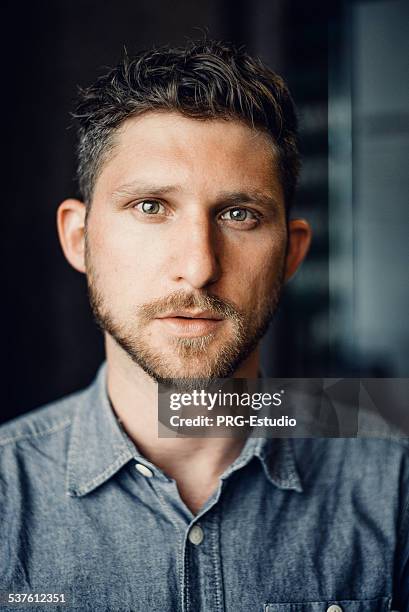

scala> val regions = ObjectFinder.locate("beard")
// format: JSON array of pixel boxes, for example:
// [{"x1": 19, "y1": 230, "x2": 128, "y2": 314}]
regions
[{"x1": 85, "y1": 243, "x2": 284, "y2": 391}]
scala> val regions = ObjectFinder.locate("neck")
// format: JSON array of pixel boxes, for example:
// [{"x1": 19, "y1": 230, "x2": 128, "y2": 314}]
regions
[{"x1": 104, "y1": 335, "x2": 259, "y2": 513}]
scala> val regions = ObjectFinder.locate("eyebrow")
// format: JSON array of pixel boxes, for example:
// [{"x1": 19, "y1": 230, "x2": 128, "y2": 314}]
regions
[
  {"x1": 111, "y1": 182, "x2": 182, "y2": 201},
  {"x1": 110, "y1": 181, "x2": 281, "y2": 211},
  {"x1": 214, "y1": 190, "x2": 280, "y2": 211}
]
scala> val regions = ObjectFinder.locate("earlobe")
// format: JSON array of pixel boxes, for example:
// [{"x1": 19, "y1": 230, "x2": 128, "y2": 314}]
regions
[
  {"x1": 284, "y1": 219, "x2": 312, "y2": 282},
  {"x1": 56, "y1": 199, "x2": 87, "y2": 274}
]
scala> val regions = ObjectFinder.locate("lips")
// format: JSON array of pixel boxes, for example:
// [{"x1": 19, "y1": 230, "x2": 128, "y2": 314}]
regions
[
  {"x1": 156, "y1": 310, "x2": 223, "y2": 320},
  {"x1": 155, "y1": 311, "x2": 224, "y2": 337}
]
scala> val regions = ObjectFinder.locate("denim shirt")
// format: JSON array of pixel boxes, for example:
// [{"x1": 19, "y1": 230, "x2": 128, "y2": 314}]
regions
[{"x1": 0, "y1": 363, "x2": 408, "y2": 612}]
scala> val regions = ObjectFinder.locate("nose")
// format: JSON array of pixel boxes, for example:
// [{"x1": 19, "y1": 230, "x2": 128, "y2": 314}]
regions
[{"x1": 169, "y1": 213, "x2": 221, "y2": 290}]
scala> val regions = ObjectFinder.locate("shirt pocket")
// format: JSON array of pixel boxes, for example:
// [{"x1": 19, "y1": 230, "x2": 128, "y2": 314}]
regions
[{"x1": 264, "y1": 598, "x2": 392, "y2": 612}]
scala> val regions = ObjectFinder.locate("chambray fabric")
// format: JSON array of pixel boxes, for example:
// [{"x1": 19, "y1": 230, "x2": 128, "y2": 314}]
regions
[{"x1": 0, "y1": 363, "x2": 408, "y2": 612}]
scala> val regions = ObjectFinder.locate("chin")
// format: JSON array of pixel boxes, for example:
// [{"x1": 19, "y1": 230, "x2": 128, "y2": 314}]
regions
[
  {"x1": 157, "y1": 361, "x2": 218, "y2": 383},
  {"x1": 154, "y1": 373, "x2": 221, "y2": 393}
]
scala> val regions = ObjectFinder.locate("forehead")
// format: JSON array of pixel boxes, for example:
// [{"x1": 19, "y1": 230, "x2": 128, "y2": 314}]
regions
[{"x1": 93, "y1": 111, "x2": 283, "y2": 202}]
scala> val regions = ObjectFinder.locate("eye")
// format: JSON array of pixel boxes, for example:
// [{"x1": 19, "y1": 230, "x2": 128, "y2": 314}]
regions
[
  {"x1": 135, "y1": 200, "x2": 165, "y2": 215},
  {"x1": 220, "y1": 207, "x2": 258, "y2": 222}
]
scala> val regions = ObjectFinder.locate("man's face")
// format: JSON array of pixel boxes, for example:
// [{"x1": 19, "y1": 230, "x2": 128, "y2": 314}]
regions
[{"x1": 84, "y1": 112, "x2": 288, "y2": 385}]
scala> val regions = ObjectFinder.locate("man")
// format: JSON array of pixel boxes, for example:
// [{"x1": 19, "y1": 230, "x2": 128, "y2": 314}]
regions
[{"x1": 0, "y1": 40, "x2": 408, "y2": 611}]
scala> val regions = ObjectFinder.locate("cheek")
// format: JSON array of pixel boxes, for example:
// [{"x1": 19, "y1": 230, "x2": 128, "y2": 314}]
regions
[
  {"x1": 86, "y1": 216, "x2": 160, "y2": 304},
  {"x1": 222, "y1": 231, "x2": 286, "y2": 305}
]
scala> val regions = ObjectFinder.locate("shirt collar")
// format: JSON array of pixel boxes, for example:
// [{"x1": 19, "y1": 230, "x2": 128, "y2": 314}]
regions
[
  {"x1": 66, "y1": 362, "x2": 136, "y2": 497},
  {"x1": 66, "y1": 363, "x2": 303, "y2": 496},
  {"x1": 256, "y1": 437, "x2": 303, "y2": 492},
  {"x1": 220, "y1": 435, "x2": 303, "y2": 492}
]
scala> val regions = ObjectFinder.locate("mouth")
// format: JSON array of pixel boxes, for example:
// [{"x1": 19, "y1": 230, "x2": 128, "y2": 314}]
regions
[
  {"x1": 157, "y1": 310, "x2": 223, "y2": 320},
  {"x1": 155, "y1": 311, "x2": 224, "y2": 337}
]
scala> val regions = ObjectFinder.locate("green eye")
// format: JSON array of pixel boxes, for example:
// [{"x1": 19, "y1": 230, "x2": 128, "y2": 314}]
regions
[
  {"x1": 221, "y1": 208, "x2": 255, "y2": 221},
  {"x1": 137, "y1": 200, "x2": 163, "y2": 214}
]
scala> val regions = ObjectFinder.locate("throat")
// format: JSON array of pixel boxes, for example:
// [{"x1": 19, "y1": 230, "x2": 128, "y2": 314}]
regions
[
  {"x1": 155, "y1": 438, "x2": 246, "y2": 515},
  {"x1": 176, "y1": 477, "x2": 221, "y2": 515}
]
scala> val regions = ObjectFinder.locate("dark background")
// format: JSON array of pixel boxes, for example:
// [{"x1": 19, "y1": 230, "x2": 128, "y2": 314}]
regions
[{"x1": 3, "y1": 0, "x2": 408, "y2": 424}]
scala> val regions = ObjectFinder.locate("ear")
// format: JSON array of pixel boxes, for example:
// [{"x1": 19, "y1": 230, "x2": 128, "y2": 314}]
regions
[
  {"x1": 284, "y1": 218, "x2": 312, "y2": 282},
  {"x1": 56, "y1": 199, "x2": 87, "y2": 274}
]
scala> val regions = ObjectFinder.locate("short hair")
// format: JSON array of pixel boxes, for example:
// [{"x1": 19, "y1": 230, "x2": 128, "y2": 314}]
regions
[{"x1": 73, "y1": 39, "x2": 300, "y2": 212}]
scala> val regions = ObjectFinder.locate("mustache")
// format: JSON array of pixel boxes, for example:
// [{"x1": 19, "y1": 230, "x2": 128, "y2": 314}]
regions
[{"x1": 137, "y1": 291, "x2": 242, "y2": 321}]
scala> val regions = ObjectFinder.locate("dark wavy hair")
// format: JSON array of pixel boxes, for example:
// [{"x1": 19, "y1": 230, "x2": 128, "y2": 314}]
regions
[{"x1": 73, "y1": 39, "x2": 300, "y2": 212}]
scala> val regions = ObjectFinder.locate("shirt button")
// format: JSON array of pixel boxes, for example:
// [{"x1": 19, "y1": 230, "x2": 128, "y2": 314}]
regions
[
  {"x1": 135, "y1": 463, "x2": 153, "y2": 478},
  {"x1": 327, "y1": 606, "x2": 343, "y2": 612},
  {"x1": 188, "y1": 525, "x2": 204, "y2": 545}
]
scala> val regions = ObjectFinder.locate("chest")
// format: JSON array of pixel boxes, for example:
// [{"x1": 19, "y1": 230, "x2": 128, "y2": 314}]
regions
[{"x1": 4, "y1": 468, "x2": 398, "y2": 611}]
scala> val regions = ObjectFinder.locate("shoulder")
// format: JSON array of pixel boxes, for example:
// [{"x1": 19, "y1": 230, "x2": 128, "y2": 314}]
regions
[
  {"x1": 292, "y1": 437, "x2": 409, "y2": 475},
  {"x1": 0, "y1": 384, "x2": 99, "y2": 518},
  {"x1": 0, "y1": 386, "x2": 92, "y2": 465},
  {"x1": 292, "y1": 437, "x2": 409, "y2": 511}
]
